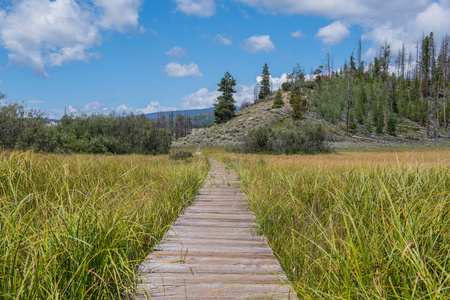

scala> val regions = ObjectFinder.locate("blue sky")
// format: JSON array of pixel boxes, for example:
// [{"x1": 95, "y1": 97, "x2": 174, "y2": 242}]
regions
[{"x1": 1, "y1": 0, "x2": 449, "y2": 119}]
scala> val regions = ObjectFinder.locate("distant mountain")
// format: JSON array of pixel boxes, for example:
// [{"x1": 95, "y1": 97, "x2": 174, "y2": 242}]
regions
[
  {"x1": 145, "y1": 107, "x2": 242, "y2": 128},
  {"x1": 144, "y1": 107, "x2": 215, "y2": 119}
]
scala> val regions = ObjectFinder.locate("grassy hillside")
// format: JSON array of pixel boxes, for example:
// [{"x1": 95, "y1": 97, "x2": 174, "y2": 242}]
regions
[
  {"x1": 176, "y1": 93, "x2": 293, "y2": 147},
  {"x1": 177, "y1": 90, "x2": 450, "y2": 150}
]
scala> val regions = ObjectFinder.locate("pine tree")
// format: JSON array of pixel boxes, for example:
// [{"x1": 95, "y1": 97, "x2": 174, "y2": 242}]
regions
[
  {"x1": 258, "y1": 63, "x2": 271, "y2": 100},
  {"x1": 290, "y1": 86, "x2": 306, "y2": 120},
  {"x1": 272, "y1": 90, "x2": 284, "y2": 108},
  {"x1": 214, "y1": 71, "x2": 237, "y2": 124}
]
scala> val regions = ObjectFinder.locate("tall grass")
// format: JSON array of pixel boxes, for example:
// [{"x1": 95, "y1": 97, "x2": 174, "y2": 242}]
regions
[
  {"x1": 221, "y1": 151, "x2": 450, "y2": 299},
  {"x1": 0, "y1": 151, "x2": 209, "y2": 299}
]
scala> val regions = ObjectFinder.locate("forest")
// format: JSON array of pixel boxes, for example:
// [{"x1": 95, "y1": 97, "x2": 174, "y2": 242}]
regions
[{"x1": 306, "y1": 32, "x2": 449, "y2": 138}]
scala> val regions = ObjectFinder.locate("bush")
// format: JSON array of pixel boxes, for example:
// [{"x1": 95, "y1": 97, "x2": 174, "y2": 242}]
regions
[
  {"x1": 281, "y1": 82, "x2": 291, "y2": 92},
  {"x1": 236, "y1": 120, "x2": 329, "y2": 154},
  {"x1": 387, "y1": 114, "x2": 397, "y2": 136},
  {"x1": 169, "y1": 150, "x2": 194, "y2": 160},
  {"x1": 272, "y1": 90, "x2": 284, "y2": 109}
]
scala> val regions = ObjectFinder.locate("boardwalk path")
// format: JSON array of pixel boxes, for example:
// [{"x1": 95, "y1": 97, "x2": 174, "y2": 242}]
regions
[{"x1": 136, "y1": 159, "x2": 294, "y2": 299}]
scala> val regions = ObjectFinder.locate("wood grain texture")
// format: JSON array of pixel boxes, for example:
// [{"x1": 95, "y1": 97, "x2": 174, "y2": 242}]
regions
[{"x1": 135, "y1": 160, "x2": 294, "y2": 299}]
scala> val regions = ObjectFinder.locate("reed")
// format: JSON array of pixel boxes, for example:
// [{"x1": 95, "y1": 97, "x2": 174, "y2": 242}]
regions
[
  {"x1": 220, "y1": 150, "x2": 450, "y2": 299},
  {"x1": 0, "y1": 151, "x2": 209, "y2": 299}
]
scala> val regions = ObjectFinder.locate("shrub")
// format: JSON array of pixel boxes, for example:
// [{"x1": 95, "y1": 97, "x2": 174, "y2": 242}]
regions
[
  {"x1": 387, "y1": 114, "x2": 397, "y2": 136},
  {"x1": 236, "y1": 120, "x2": 329, "y2": 154},
  {"x1": 281, "y1": 82, "x2": 291, "y2": 92},
  {"x1": 169, "y1": 150, "x2": 194, "y2": 160},
  {"x1": 272, "y1": 90, "x2": 284, "y2": 109}
]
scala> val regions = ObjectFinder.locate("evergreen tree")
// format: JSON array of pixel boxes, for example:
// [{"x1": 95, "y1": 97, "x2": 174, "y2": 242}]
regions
[
  {"x1": 272, "y1": 90, "x2": 284, "y2": 108},
  {"x1": 258, "y1": 63, "x2": 271, "y2": 100},
  {"x1": 214, "y1": 71, "x2": 237, "y2": 124},
  {"x1": 290, "y1": 86, "x2": 306, "y2": 120}
]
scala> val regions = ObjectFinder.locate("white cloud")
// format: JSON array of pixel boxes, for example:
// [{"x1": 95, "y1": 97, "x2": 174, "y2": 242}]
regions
[
  {"x1": 291, "y1": 30, "x2": 305, "y2": 38},
  {"x1": 237, "y1": 0, "x2": 450, "y2": 56},
  {"x1": 243, "y1": 35, "x2": 275, "y2": 53},
  {"x1": 64, "y1": 99, "x2": 175, "y2": 117},
  {"x1": 316, "y1": 21, "x2": 350, "y2": 45},
  {"x1": 165, "y1": 46, "x2": 187, "y2": 57},
  {"x1": 213, "y1": 34, "x2": 232, "y2": 45},
  {"x1": 165, "y1": 62, "x2": 203, "y2": 78},
  {"x1": 0, "y1": 79, "x2": 2, "y2": 86},
  {"x1": 181, "y1": 88, "x2": 221, "y2": 109},
  {"x1": 137, "y1": 101, "x2": 177, "y2": 114},
  {"x1": 174, "y1": 0, "x2": 216, "y2": 17},
  {"x1": 93, "y1": 0, "x2": 142, "y2": 33},
  {"x1": 0, "y1": 0, "x2": 143, "y2": 77}
]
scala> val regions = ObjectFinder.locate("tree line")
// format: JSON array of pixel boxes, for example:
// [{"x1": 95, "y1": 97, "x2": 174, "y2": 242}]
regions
[
  {"x1": 311, "y1": 33, "x2": 450, "y2": 137},
  {"x1": 0, "y1": 100, "x2": 172, "y2": 154}
]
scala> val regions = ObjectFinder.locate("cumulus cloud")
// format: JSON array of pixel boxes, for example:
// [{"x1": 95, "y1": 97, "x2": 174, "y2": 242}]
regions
[
  {"x1": 64, "y1": 99, "x2": 175, "y2": 117},
  {"x1": 316, "y1": 21, "x2": 350, "y2": 45},
  {"x1": 68, "y1": 100, "x2": 133, "y2": 115},
  {"x1": 213, "y1": 34, "x2": 232, "y2": 45},
  {"x1": 243, "y1": 35, "x2": 275, "y2": 53},
  {"x1": 174, "y1": 0, "x2": 216, "y2": 17},
  {"x1": 181, "y1": 88, "x2": 221, "y2": 109},
  {"x1": 137, "y1": 101, "x2": 177, "y2": 114},
  {"x1": 237, "y1": 0, "x2": 450, "y2": 55},
  {"x1": 165, "y1": 46, "x2": 187, "y2": 57},
  {"x1": 0, "y1": 0, "x2": 143, "y2": 77},
  {"x1": 165, "y1": 62, "x2": 203, "y2": 78},
  {"x1": 93, "y1": 0, "x2": 142, "y2": 33},
  {"x1": 291, "y1": 30, "x2": 305, "y2": 38}
]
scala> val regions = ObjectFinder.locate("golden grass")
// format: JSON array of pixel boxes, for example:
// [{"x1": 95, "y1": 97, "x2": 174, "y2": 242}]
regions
[
  {"x1": 218, "y1": 149, "x2": 450, "y2": 299},
  {"x1": 0, "y1": 151, "x2": 209, "y2": 299}
]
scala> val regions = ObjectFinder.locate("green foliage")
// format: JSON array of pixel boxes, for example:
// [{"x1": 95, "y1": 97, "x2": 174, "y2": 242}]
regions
[
  {"x1": 387, "y1": 114, "x2": 397, "y2": 136},
  {"x1": 290, "y1": 87, "x2": 307, "y2": 120},
  {"x1": 214, "y1": 71, "x2": 237, "y2": 124},
  {"x1": 0, "y1": 103, "x2": 172, "y2": 154},
  {"x1": 235, "y1": 120, "x2": 329, "y2": 154},
  {"x1": 258, "y1": 63, "x2": 271, "y2": 100},
  {"x1": 169, "y1": 150, "x2": 194, "y2": 160},
  {"x1": 281, "y1": 82, "x2": 291, "y2": 92},
  {"x1": 272, "y1": 90, "x2": 284, "y2": 108}
]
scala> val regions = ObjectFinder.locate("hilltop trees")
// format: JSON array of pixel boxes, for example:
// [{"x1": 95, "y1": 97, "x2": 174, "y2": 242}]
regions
[
  {"x1": 272, "y1": 90, "x2": 284, "y2": 108},
  {"x1": 310, "y1": 32, "x2": 450, "y2": 137},
  {"x1": 214, "y1": 71, "x2": 237, "y2": 124},
  {"x1": 258, "y1": 63, "x2": 271, "y2": 100}
]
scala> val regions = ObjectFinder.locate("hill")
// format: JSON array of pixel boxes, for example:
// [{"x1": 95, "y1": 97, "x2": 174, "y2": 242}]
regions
[
  {"x1": 176, "y1": 93, "x2": 292, "y2": 147},
  {"x1": 175, "y1": 92, "x2": 450, "y2": 149}
]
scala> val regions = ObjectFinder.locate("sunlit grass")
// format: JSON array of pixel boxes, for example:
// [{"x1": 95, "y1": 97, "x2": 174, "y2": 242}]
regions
[
  {"x1": 219, "y1": 150, "x2": 450, "y2": 299},
  {"x1": 0, "y1": 151, "x2": 209, "y2": 299}
]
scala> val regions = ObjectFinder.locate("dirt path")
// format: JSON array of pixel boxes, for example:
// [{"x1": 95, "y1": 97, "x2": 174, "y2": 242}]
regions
[{"x1": 135, "y1": 159, "x2": 294, "y2": 299}]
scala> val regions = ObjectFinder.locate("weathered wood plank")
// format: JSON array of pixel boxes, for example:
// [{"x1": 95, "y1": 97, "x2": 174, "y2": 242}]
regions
[{"x1": 135, "y1": 159, "x2": 295, "y2": 299}]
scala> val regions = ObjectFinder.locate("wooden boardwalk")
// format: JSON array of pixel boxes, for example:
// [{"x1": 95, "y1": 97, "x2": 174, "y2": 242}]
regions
[{"x1": 135, "y1": 160, "x2": 294, "y2": 299}]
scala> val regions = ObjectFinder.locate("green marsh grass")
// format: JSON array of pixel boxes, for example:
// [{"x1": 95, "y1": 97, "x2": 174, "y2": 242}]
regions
[
  {"x1": 0, "y1": 151, "x2": 209, "y2": 299},
  {"x1": 221, "y1": 151, "x2": 450, "y2": 299}
]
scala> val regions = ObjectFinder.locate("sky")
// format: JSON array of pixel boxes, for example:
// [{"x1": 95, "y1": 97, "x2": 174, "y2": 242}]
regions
[{"x1": 1, "y1": 0, "x2": 450, "y2": 119}]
